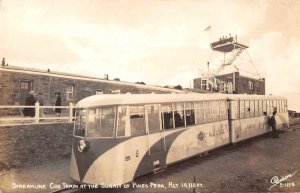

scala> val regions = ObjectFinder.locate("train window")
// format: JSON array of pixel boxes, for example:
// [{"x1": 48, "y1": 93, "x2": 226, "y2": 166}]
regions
[
  {"x1": 203, "y1": 101, "x2": 213, "y2": 123},
  {"x1": 87, "y1": 107, "x2": 116, "y2": 138},
  {"x1": 174, "y1": 102, "x2": 185, "y2": 128},
  {"x1": 258, "y1": 100, "x2": 263, "y2": 116},
  {"x1": 283, "y1": 100, "x2": 286, "y2": 112},
  {"x1": 74, "y1": 109, "x2": 86, "y2": 137},
  {"x1": 130, "y1": 106, "x2": 146, "y2": 136},
  {"x1": 185, "y1": 102, "x2": 195, "y2": 126},
  {"x1": 161, "y1": 104, "x2": 174, "y2": 130},
  {"x1": 211, "y1": 101, "x2": 220, "y2": 121},
  {"x1": 240, "y1": 100, "x2": 245, "y2": 119},
  {"x1": 285, "y1": 100, "x2": 288, "y2": 112},
  {"x1": 228, "y1": 100, "x2": 238, "y2": 120},
  {"x1": 117, "y1": 106, "x2": 127, "y2": 137},
  {"x1": 147, "y1": 105, "x2": 160, "y2": 134},
  {"x1": 245, "y1": 101, "x2": 251, "y2": 118},
  {"x1": 195, "y1": 101, "x2": 204, "y2": 124},
  {"x1": 277, "y1": 100, "x2": 281, "y2": 113},
  {"x1": 272, "y1": 100, "x2": 277, "y2": 113},
  {"x1": 219, "y1": 101, "x2": 227, "y2": 120},
  {"x1": 249, "y1": 101, "x2": 254, "y2": 117},
  {"x1": 266, "y1": 100, "x2": 271, "y2": 114},
  {"x1": 262, "y1": 100, "x2": 266, "y2": 114},
  {"x1": 254, "y1": 100, "x2": 258, "y2": 116}
]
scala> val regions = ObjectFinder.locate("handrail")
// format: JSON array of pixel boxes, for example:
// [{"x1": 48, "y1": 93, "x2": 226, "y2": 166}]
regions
[
  {"x1": 0, "y1": 102, "x2": 75, "y2": 126},
  {"x1": 0, "y1": 105, "x2": 70, "y2": 108}
]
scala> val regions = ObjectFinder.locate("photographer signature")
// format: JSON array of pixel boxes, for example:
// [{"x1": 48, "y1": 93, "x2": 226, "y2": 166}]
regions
[{"x1": 269, "y1": 171, "x2": 297, "y2": 190}]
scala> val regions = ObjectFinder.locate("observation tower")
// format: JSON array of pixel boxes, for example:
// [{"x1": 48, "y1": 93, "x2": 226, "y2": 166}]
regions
[{"x1": 194, "y1": 35, "x2": 265, "y2": 95}]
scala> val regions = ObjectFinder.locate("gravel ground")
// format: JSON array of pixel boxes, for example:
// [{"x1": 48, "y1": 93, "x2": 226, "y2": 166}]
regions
[{"x1": 0, "y1": 125, "x2": 300, "y2": 193}]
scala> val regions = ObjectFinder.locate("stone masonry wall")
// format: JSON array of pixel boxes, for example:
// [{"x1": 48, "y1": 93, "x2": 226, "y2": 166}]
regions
[
  {"x1": 0, "y1": 70, "x2": 173, "y2": 115},
  {"x1": 235, "y1": 76, "x2": 265, "y2": 95},
  {"x1": 0, "y1": 123, "x2": 73, "y2": 171},
  {"x1": 216, "y1": 72, "x2": 265, "y2": 95}
]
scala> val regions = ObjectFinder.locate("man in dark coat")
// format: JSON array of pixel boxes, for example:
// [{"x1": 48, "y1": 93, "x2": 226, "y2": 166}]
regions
[
  {"x1": 270, "y1": 111, "x2": 279, "y2": 138},
  {"x1": 24, "y1": 91, "x2": 36, "y2": 117},
  {"x1": 55, "y1": 92, "x2": 62, "y2": 117}
]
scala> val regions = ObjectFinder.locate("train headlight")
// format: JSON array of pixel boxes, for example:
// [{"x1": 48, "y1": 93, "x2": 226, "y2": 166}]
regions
[{"x1": 78, "y1": 139, "x2": 89, "y2": 152}]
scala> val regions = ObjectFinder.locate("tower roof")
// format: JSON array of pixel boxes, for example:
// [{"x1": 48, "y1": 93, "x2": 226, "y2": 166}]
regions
[{"x1": 210, "y1": 37, "x2": 248, "y2": 53}]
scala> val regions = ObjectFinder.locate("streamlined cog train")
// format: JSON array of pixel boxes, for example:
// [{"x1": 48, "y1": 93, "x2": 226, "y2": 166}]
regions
[{"x1": 70, "y1": 94, "x2": 289, "y2": 185}]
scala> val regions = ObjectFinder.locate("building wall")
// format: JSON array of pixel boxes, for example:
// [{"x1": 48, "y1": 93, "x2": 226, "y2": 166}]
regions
[
  {"x1": 216, "y1": 72, "x2": 265, "y2": 95},
  {"x1": 234, "y1": 75, "x2": 265, "y2": 95},
  {"x1": 193, "y1": 72, "x2": 265, "y2": 95},
  {"x1": 193, "y1": 78, "x2": 202, "y2": 91},
  {"x1": 0, "y1": 69, "x2": 174, "y2": 108},
  {"x1": 0, "y1": 123, "x2": 73, "y2": 170}
]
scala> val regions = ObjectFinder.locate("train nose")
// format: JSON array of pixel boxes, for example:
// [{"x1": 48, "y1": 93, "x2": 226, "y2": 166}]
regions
[
  {"x1": 70, "y1": 148, "x2": 80, "y2": 182},
  {"x1": 70, "y1": 139, "x2": 94, "y2": 182}
]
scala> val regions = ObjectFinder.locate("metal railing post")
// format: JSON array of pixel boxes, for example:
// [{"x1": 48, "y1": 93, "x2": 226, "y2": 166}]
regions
[
  {"x1": 35, "y1": 102, "x2": 40, "y2": 124},
  {"x1": 69, "y1": 103, "x2": 73, "y2": 122}
]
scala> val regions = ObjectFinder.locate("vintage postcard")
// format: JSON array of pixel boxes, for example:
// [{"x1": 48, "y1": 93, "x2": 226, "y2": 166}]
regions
[{"x1": 0, "y1": 0, "x2": 299, "y2": 193}]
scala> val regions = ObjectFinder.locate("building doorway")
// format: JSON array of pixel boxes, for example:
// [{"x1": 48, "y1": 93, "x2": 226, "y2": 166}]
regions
[{"x1": 20, "y1": 80, "x2": 33, "y2": 105}]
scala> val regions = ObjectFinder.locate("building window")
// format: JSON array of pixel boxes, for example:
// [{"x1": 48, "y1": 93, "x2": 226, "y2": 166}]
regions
[
  {"x1": 66, "y1": 86, "x2": 74, "y2": 101},
  {"x1": 96, "y1": 90, "x2": 103, "y2": 95},
  {"x1": 256, "y1": 83, "x2": 260, "y2": 92},
  {"x1": 19, "y1": 80, "x2": 33, "y2": 105},
  {"x1": 248, "y1": 81, "x2": 254, "y2": 90},
  {"x1": 111, "y1": 90, "x2": 121, "y2": 94},
  {"x1": 21, "y1": 81, "x2": 30, "y2": 89}
]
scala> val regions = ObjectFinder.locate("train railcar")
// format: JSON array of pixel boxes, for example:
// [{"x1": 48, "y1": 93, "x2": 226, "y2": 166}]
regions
[
  {"x1": 70, "y1": 93, "x2": 289, "y2": 185},
  {"x1": 227, "y1": 95, "x2": 289, "y2": 143},
  {"x1": 70, "y1": 94, "x2": 230, "y2": 185}
]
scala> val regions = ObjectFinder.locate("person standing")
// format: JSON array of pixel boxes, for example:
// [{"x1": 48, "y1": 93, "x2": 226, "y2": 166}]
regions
[
  {"x1": 54, "y1": 92, "x2": 62, "y2": 117},
  {"x1": 270, "y1": 111, "x2": 279, "y2": 138},
  {"x1": 24, "y1": 91, "x2": 36, "y2": 117}
]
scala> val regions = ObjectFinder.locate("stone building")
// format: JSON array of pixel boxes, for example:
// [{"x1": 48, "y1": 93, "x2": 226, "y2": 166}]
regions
[
  {"x1": 193, "y1": 72, "x2": 265, "y2": 95},
  {"x1": 0, "y1": 65, "x2": 182, "y2": 108}
]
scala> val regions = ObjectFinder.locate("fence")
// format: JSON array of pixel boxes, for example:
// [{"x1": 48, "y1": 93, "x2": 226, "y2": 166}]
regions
[{"x1": 0, "y1": 102, "x2": 75, "y2": 126}]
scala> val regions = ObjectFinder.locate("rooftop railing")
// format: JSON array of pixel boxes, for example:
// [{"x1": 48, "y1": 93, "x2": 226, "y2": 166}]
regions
[{"x1": 0, "y1": 103, "x2": 75, "y2": 126}]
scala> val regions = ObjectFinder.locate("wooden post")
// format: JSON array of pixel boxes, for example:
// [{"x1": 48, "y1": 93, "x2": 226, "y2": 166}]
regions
[
  {"x1": 69, "y1": 103, "x2": 73, "y2": 122},
  {"x1": 35, "y1": 102, "x2": 40, "y2": 124}
]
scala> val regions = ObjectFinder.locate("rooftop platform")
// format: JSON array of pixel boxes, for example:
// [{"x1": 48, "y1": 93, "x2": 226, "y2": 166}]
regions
[{"x1": 210, "y1": 37, "x2": 248, "y2": 53}]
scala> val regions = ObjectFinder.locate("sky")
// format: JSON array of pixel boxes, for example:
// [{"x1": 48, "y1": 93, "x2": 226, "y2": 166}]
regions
[{"x1": 0, "y1": 0, "x2": 299, "y2": 111}]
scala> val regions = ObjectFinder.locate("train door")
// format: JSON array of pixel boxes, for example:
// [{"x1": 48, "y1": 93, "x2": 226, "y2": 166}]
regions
[{"x1": 145, "y1": 105, "x2": 166, "y2": 173}]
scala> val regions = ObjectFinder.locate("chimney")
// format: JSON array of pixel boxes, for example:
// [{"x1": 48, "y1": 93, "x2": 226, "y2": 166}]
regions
[
  {"x1": 104, "y1": 74, "x2": 109, "y2": 80},
  {"x1": 2, "y1": 58, "x2": 5, "y2": 66}
]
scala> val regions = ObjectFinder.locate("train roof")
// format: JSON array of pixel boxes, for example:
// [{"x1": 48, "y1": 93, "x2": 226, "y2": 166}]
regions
[
  {"x1": 75, "y1": 94, "x2": 227, "y2": 108},
  {"x1": 75, "y1": 94, "x2": 286, "y2": 108}
]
